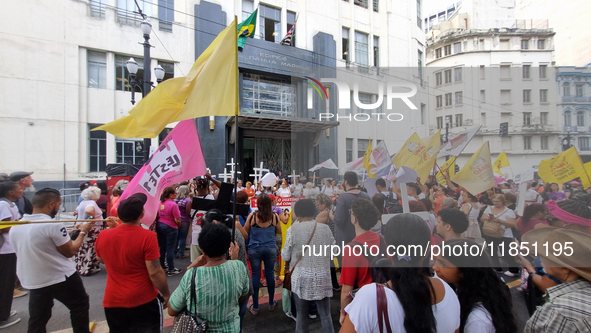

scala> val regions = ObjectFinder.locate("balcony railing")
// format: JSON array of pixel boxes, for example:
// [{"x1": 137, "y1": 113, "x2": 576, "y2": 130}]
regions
[
  {"x1": 563, "y1": 126, "x2": 591, "y2": 133},
  {"x1": 562, "y1": 96, "x2": 591, "y2": 103}
]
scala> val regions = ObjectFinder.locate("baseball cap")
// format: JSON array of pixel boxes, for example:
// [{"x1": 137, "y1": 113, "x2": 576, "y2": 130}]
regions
[
  {"x1": 9, "y1": 171, "x2": 34, "y2": 182},
  {"x1": 90, "y1": 180, "x2": 98, "y2": 185},
  {"x1": 268, "y1": 194, "x2": 276, "y2": 201},
  {"x1": 118, "y1": 193, "x2": 148, "y2": 222}
]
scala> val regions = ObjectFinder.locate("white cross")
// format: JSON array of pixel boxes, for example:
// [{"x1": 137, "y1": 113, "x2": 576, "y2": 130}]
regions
[
  {"x1": 288, "y1": 170, "x2": 298, "y2": 182},
  {"x1": 206, "y1": 168, "x2": 211, "y2": 175},
  {"x1": 226, "y1": 158, "x2": 242, "y2": 176},
  {"x1": 250, "y1": 162, "x2": 269, "y2": 186},
  {"x1": 218, "y1": 168, "x2": 233, "y2": 183}
]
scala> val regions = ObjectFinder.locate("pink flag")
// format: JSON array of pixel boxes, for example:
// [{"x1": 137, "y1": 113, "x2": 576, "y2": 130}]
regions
[{"x1": 119, "y1": 119, "x2": 206, "y2": 225}]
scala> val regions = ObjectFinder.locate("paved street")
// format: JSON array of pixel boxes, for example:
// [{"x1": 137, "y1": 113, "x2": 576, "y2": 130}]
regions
[{"x1": 6, "y1": 256, "x2": 531, "y2": 333}]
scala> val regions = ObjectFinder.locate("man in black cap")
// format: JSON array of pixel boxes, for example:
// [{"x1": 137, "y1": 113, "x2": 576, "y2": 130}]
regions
[
  {"x1": 95, "y1": 193, "x2": 170, "y2": 333},
  {"x1": 9, "y1": 171, "x2": 34, "y2": 218}
]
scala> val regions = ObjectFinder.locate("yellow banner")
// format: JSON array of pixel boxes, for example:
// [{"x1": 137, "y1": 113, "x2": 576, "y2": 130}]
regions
[
  {"x1": 452, "y1": 142, "x2": 494, "y2": 195},
  {"x1": 364, "y1": 140, "x2": 376, "y2": 178},
  {"x1": 538, "y1": 147, "x2": 591, "y2": 189},
  {"x1": 492, "y1": 151, "x2": 510, "y2": 175},
  {"x1": 94, "y1": 19, "x2": 239, "y2": 138},
  {"x1": 436, "y1": 157, "x2": 456, "y2": 186},
  {"x1": 392, "y1": 131, "x2": 441, "y2": 180}
]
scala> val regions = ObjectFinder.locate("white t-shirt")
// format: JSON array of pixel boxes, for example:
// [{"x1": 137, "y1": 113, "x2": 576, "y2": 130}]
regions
[
  {"x1": 291, "y1": 184, "x2": 303, "y2": 197},
  {"x1": 524, "y1": 188, "x2": 542, "y2": 205},
  {"x1": 75, "y1": 200, "x2": 102, "y2": 225},
  {"x1": 345, "y1": 278, "x2": 460, "y2": 333},
  {"x1": 191, "y1": 194, "x2": 214, "y2": 245},
  {"x1": 10, "y1": 213, "x2": 76, "y2": 289},
  {"x1": 464, "y1": 303, "x2": 495, "y2": 333},
  {"x1": 276, "y1": 187, "x2": 291, "y2": 197},
  {"x1": 322, "y1": 185, "x2": 335, "y2": 196},
  {"x1": 483, "y1": 206, "x2": 516, "y2": 238},
  {"x1": 0, "y1": 200, "x2": 20, "y2": 254}
]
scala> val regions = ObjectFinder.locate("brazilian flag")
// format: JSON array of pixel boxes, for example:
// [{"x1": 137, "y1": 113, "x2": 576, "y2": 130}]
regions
[{"x1": 237, "y1": 9, "x2": 257, "y2": 50}]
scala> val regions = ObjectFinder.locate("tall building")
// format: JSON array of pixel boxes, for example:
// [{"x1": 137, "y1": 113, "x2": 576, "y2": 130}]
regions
[{"x1": 0, "y1": 0, "x2": 426, "y2": 186}]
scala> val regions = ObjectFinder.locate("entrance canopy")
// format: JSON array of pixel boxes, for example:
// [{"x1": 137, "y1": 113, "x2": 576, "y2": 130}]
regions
[{"x1": 226, "y1": 114, "x2": 339, "y2": 132}]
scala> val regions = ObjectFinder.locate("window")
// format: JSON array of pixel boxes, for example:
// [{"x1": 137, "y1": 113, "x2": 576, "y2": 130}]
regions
[
  {"x1": 541, "y1": 112, "x2": 548, "y2": 125},
  {"x1": 501, "y1": 112, "x2": 512, "y2": 126},
  {"x1": 158, "y1": 61, "x2": 174, "y2": 82},
  {"x1": 436, "y1": 72, "x2": 442, "y2": 86},
  {"x1": 454, "y1": 67, "x2": 462, "y2": 82},
  {"x1": 346, "y1": 138, "x2": 353, "y2": 162},
  {"x1": 242, "y1": 73, "x2": 296, "y2": 117},
  {"x1": 579, "y1": 137, "x2": 590, "y2": 151},
  {"x1": 455, "y1": 91, "x2": 463, "y2": 105},
  {"x1": 539, "y1": 65, "x2": 547, "y2": 79},
  {"x1": 374, "y1": 0, "x2": 379, "y2": 12},
  {"x1": 523, "y1": 89, "x2": 531, "y2": 103},
  {"x1": 342, "y1": 28, "x2": 350, "y2": 61},
  {"x1": 540, "y1": 89, "x2": 548, "y2": 103},
  {"x1": 480, "y1": 65, "x2": 485, "y2": 79},
  {"x1": 524, "y1": 136, "x2": 532, "y2": 150},
  {"x1": 260, "y1": 4, "x2": 281, "y2": 43},
  {"x1": 500, "y1": 39, "x2": 510, "y2": 50},
  {"x1": 444, "y1": 69, "x2": 452, "y2": 83},
  {"x1": 355, "y1": 31, "x2": 369, "y2": 66},
  {"x1": 418, "y1": 50, "x2": 423, "y2": 81},
  {"x1": 158, "y1": 0, "x2": 174, "y2": 32},
  {"x1": 89, "y1": 125, "x2": 106, "y2": 172},
  {"x1": 437, "y1": 117, "x2": 443, "y2": 129},
  {"x1": 565, "y1": 111, "x2": 572, "y2": 126},
  {"x1": 416, "y1": 0, "x2": 421, "y2": 27},
  {"x1": 445, "y1": 93, "x2": 452, "y2": 106},
  {"x1": 357, "y1": 93, "x2": 372, "y2": 114},
  {"x1": 538, "y1": 39, "x2": 545, "y2": 50},
  {"x1": 523, "y1": 112, "x2": 532, "y2": 125},
  {"x1": 117, "y1": 0, "x2": 152, "y2": 25},
  {"x1": 577, "y1": 111, "x2": 585, "y2": 126},
  {"x1": 436, "y1": 95, "x2": 443, "y2": 108},
  {"x1": 87, "y1": 50, "x2": 106, "y2": 89},
  {"x1": 435, "y1": 48, "x2": 442, "y2": 59},
  {"x1": 563, "y1": 82, "x2": 571, "y2": 96},
  {"x1": 541, "y1": 136, "x2": 549, "y2": 150},
  {"x1": 358, "y1": 139, "x2": 370, "y2": 158},
  {"x1": 373, "y1": 36, "x2": 379, "y2": 67},
  {"x1": 420, "y1": 103, "x2": 425, "y2": 124},
  {"x1": 445, "y1": 115, "x2": 453, "y2": 128},
  {"x1": 576, "y1": 84, "x2": 584, "y2": 97},
  {"x1": 242, "y1": 0, "x2": 254, "y2": 20},
  {"x1": 115, "y1": 54, "x2": 143, "y2": 92},
  {"x1": 453, "y1": 42, "x2": 461, "y2": 53},
  {"x1": 444, "y1": 45, "x2": 451, "y2": 56},
  {"x1": 481, "y1": 113, "x2": 486, "y2": 126},
  {"x1": 455, "y1": 114, "x2": 463, "y2": 126},
  {"x1": 521, "y1": 39, "x2": 529, "y2": 50},
  {"x1": 116, "y1": 140, "x2": 145, "y2": 165},
  {"x1": 286, "y1": 11, "x2": 296, "y2": 47},
  {"x1": 500, "y1": 65, "x2": 511, "y2": 79},
  {"x1": 90, "y1": 0, "x2": 106, "y2": 18},
  {"x1": 479, "y1": 39, "x2": 485, "y2": 50},
  {"x1": 523, "y1": 65, "x2": 531, "y2": 79},
  {"x1": 500, "y1": 90, "x2": 511, "y2": 104},
  {"x1": 354, "y1": 0, "x2": 369, "y2": 9},
  {"x1": 480, "y1": 90, "x2": 486, "y2": 103}
]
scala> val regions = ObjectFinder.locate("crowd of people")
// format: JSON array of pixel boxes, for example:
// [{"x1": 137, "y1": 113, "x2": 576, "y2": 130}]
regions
[{"x1": 1, "y1": 168, "x2": 591, "y2": 333}]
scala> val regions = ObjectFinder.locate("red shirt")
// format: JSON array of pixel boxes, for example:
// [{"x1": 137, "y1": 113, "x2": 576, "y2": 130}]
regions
[
  {"x1": 95, "y1": 224, "x2": 160, "y2": 308},
  {"x1": 339, "y1": 231, "x2": 381, "y2": 288}
]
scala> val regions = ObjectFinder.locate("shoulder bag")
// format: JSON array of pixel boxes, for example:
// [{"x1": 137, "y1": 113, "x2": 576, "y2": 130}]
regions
[
  {"x1": 376, "y1": 284, "x2": 393, "y2": 333},
  {"x1": 283, "y1": 222, "x2": 317, "y2": 291},
  {"x1": 171, "y1": 268, "x2": 209, "y2": 333},
  {"x1": 482, "y1": 208, "x2": 509, "y2": 238}
]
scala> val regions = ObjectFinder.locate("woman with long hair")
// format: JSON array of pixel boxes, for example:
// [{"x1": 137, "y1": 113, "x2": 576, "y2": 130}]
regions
[
  {"x1": 434, "y1": 238, "x2": 517, "y2": 333},
  {"x1": 516, "y1": 203, "x2": 548, "y2": 235},
  {"x1": 461, "y1": 192, "x2": 481, "y2": 239},
  {"x1": 341, "y1": 213, "x2": 460, "y2": 333},
  {"x1": 244, "y1": 193, "x2": 282, "y2": 316},
  {"x1": 174, "y1": 185, "x2": 192, "y2": 259},
  {"x1": 547, "y1": 183, "x2": 567, "y2": 201},
  {"x1": 157, "y1": 186, "x2": 182, "y2": 276}
]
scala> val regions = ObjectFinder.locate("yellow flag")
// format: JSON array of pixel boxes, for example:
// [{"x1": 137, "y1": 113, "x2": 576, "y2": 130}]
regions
[
  {"x1": 585, "y1": 162, "x2": 591, "y2": 189},
  {"x1": 452, "y1": 142, "x2": 494, "y2": 195},
  {"x1": 538, "y1": 147, "x2": 591, "y2": 189},
  {"x1": 392, "y1": 133, "x2": 424, "y2": 170},
  {"x1": 363, "y1": 140, "x2": 376, "y2": 178},
  {"x1": 94, "y1": 19, "x2": 239, "y2": 138},
  {"x1": 436, "y1": 157, "x2": 456, "y2": 186},
  {"x1": 414, "y1": 131, "x2": 442, "y2": 181},
  {"x1": 391, "y1": 132, "x2": 441, "y2": 181},
  {"x1": 492, "y1": 151, "x2": 510, "y2": 175}
]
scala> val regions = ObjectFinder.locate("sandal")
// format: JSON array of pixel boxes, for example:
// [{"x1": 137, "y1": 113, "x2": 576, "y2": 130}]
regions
[
  {"x1": 269, "y1": 300, "x2": 277, "y2": 312},
  {"x1": 248, "y1": 304, "x2": 259, "y2": 316}
]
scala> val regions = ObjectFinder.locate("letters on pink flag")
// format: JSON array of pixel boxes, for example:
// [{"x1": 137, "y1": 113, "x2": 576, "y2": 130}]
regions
[{"x1": 119, "y1": 119, "x2": 206, "y2": 225}]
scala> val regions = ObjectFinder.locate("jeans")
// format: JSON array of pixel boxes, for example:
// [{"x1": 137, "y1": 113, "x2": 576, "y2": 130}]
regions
[
  {"x1": 28, "y1": 273, "x2": 89, "y2": 333},
  {"x1": 292, "y1": 293, "x2": 334, "y2": 333},
  {"x1": 483, "y1": 235, "x2": 519, "y2": 273},
  {"x1": 175, "y1": 221, "x2": 190, "y2": 257},
  {"x1": 157, "y1": 222, "x2": 178, "y2": 271},
  {"x1": 238, "y1": 299, "x2": 247, "y2": 333},
  {"x1": 248, "y1": 246, "x2": 276, "y2": 310}
]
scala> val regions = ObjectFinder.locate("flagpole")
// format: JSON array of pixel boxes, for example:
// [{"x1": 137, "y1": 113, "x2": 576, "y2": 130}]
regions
[{"x1": 231, "y1": 16, "x2": 239, "y2": 243}]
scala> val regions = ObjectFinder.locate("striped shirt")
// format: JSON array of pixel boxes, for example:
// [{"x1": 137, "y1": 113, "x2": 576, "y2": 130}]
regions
[
  {"x1": 169, "y1": 260, "x2": 249, "y2": 333},
  {"x1": 525, "y1": 279, "x2": 591, "y2": 332}
]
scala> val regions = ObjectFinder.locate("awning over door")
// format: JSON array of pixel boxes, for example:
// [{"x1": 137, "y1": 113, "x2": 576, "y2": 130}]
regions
[{"x1": 226, "y1": 114, "x2": 339, "y2": 133}]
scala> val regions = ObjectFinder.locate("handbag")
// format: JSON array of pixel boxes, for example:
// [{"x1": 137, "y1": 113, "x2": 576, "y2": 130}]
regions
[
  {"x1": 482, "y1": 208, "x2": 508, "y2": 238},
  {"x1": 171, "y1": 267, "x2": 209, "y2": 333},
  {"x1": 283, "y1": 222, "x2": 317, "y2": 291},
  {"x1": 376, "y1": 284, "x2": 393, "y2": 333}
]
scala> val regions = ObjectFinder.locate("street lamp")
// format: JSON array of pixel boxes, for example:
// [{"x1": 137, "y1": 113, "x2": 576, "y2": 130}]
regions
[
  {"x1": 444, "y1": 117, "x2": 450, "y2": 160},
  {"x1": 126, "y1": 19, "x2": 166, "y2": 162}
]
